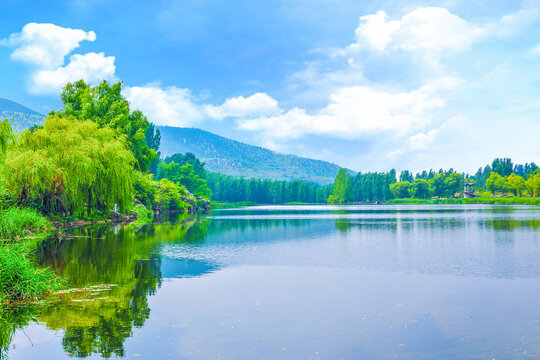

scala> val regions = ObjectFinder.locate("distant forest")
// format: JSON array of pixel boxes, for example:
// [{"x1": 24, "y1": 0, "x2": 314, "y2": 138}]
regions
[{"x1": 170, "y1": 153, "x2": 539, "y2": 204}]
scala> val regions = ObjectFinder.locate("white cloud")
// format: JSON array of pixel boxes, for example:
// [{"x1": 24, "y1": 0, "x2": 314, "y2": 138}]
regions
[
  {"x1": 2, "y1": 23, "x2": 96, "y2": 69},
  {"x1": 237, "y1": 77, "x2": 461, "y2": 140},
  {"x1": 125, "y1": 85, "x2": 282, "y2": 127},
  {"x1": 30, "y1": 52, "x2": 116, "y2": 95},
  {"x1": 348, "y1": 6, "x2": 539, "y2": 57},
  {"x1": 406, "y1": 129, "x2": 439, "y2": 150},
  {"x1": 125, "y1": 85, "x2": 206, "y2": 127},
  {"x1": 206, "y1": 93, "x2": 281, "y2": 119},
  {"x1": 350, "y1": 8, "x2": 488, "y2": 55},
  {"x1": 2, "y1": 23, "x2": 115, "y2": 95}
]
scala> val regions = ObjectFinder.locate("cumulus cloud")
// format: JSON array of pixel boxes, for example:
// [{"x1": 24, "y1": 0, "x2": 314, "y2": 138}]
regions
[
  {"x1": 2, "y1": 23, "x2": 115, "y2": 95},
  {"x1": 2, "y1": 23, "x2": 96, "y2": 68},
  {"x1": 206, "y1": 93, "x2": 281, "y2": 119},
  {"x1": 125, "y1": 85, "x2": 283, "y2": 127},
  {"x1": 125, "y1": 85, "x2": 206, "y2": 127},
  {"x1": 350, "y1": 8, "x2": 489, "y2": 55},
  {"x1": 31, "y1": 52, "x2": 116, "y2": 95},
  {"x1": 237, "y1": 78, "x2": 457, "y2": 140}
]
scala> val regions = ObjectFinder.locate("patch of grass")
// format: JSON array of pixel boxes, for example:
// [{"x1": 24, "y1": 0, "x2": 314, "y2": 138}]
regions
[
  {"x1": 0, "y1": 242, "x2": 64, "y2": 303},
  {"x1": 0, "y1": 207, "x2": 51, "y2": 240},
  {"x1": 386, "y1": 198, "x2": 431, "y2": 204},
  {"x1": 386, "y1": 197, "x2": 540, "y2": 205},
  {"x1": 212, "y1": 201, "x2": 257, "y2": 209}
]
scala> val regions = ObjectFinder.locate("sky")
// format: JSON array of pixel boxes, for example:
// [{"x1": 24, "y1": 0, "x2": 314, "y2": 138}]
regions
[{"x1": 0, "y1": 0, "x2": 539, "y2": 174}]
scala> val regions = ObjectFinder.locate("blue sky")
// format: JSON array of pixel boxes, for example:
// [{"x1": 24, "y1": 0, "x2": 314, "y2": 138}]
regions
[{"x1": 0, "y1": 0, "x2": 539, "y2": 174}]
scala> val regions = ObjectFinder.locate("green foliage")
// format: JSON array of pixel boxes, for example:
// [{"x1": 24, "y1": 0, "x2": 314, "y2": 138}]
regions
[
  {"x1": 491, "y1": 158, "x2": 513, "y2": 177},
  {"x1": 444, "y1": 173, "x2": 463, "y2": 197},
  {"x1": 0, "y1": 119, "x2": 13, "y2": 163},
  {"x1": 0, "y1": 242, "x2": 64, "y2": 302},
  {"x1": 32, "y1": 219, "x2": 206, "y2": 357},
  {"x1": 206, "y1": 172, "x2": 330, "y2": 204},
  {"x1": 507, "y1": 173, "x2": 525, "y2": 196},
  {"x1": 429, "y1": 173, "x2": 447, "y2": 197},
  {"x1": 133, "y1": 204, "x2": 153, "y2": 218},
  {"x1": 0, "y1": 207, "x2": 51, "y2": 240},
  {"x1": 387, "y1": 197, "x2": 540, "y2": 205},
  {"x1": 133, "y1": 172, "x2": 192, "y2": 214},
  {"x1": 3, "y1": 116, "x2": 136, "y2": 217},
  {"x1": 212, "y1": 201, "x2": 257, "y2": 209},
  {"x1": 132, "y1": 204, "x2": 154, "y2": 226},
  {"x1": 154, "y1": 179, "x2": 190, "y2": 213},
  {"x1": 390, "y1": 181, "x2": 411, "y2": 199},
  {"x1": 158, "y1": 162, "x2": 211, "y2": 199},
  {"x1": 525, "y1": 174, "x2": 540, "y2": 197},
  {"x1": 52, "y1": 80, "x2": 157, "y2": 172},
  {"x1": 327, "y1": 169, "x2": 352, "y2": 204},
  {"x1": 351, "y1": 170, "x2": 396, "y2": 202},
  {"x1": 410, "y1": 179, "x2": 430, "y2": 199},
  {"x1": 486, "y1": 172, "x2": 508, "y2": 194},
  {"x1": 133, "y1": 172, "x2": 157, "y2": 209},
  {"x1": 145, "y1": 124, "x2": 161, "y2": 175},
  {"x1": 164, "y1": 152, "x2": 206, "y2": 178},
  {"x1": 399, "y1": 170, "x2": 414, "y2": 183}
]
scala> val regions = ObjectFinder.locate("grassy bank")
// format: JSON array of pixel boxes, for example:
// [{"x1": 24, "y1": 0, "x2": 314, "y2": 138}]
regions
[
  {"x1": 386, "y1": 197, "x2": 540, "y2": 205},
  {"x1": 212, "y1": 201, "x2": 257, "y2": 209},
  {"x1": 0, "y1": 207, "x2": 51, "y2": 240},
  {"x1": 0, "y1": 208, "x2": 64, "y2": 303}
]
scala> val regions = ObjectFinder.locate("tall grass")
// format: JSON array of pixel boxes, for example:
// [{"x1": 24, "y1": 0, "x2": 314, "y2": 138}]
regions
[
  {"x1": 0, "y1": 207, "x2": 51, "y2": 240},
  {"x1": 0, "y1": 242, "x2": 64, "y2": 303},
  {"x1": 0, "y1": 207, "x2": 64, "y2": 303}
]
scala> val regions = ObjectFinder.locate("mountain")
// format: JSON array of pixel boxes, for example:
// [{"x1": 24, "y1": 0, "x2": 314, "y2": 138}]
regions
[
  {"x1": 158, "y1": 126, "x2": 346, "y2": 184},
  {"x1": 0, "y1": 98, "x2": 44, "y2": 132},
  {"x1": 0, "y1": 98, "x2": 346, "y2": 184}
]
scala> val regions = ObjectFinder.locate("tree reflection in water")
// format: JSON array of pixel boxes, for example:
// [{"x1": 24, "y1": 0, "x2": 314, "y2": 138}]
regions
[{"x1": 0, "y1": 215, "x2": 211, "y2": 359}]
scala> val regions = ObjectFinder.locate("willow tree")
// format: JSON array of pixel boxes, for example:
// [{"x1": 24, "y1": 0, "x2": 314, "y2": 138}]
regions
[
  {"x1": 51, "y1": 80, "x2": 157, "y2": 172},
  {"x1": 3, "y1": 116, "x2": 136, "y2": 216},
  {"x1": 0, "y1": 120, "x2": 12, "y2": 161},
  {"x1": 0, "y1": 120, "x2": 12, "y2": 209}
]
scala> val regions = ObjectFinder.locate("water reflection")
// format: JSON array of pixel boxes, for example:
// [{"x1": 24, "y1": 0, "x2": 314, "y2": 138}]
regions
[
  {"x1": 2, "y1": 205, "x2": 540, "y2": 360},
  {"x1": 0, "y1": 216, "x2": 212, "y2": 359}
]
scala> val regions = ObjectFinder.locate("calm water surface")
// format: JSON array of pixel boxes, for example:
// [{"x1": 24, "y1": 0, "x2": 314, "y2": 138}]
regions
[{"x1": 4, "y1": 205, "x2": 540, "y2": 359}]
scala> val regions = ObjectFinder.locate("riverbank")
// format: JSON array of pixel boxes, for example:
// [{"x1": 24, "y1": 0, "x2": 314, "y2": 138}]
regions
[
  {"x1": 386, "y1": 197, "x2": 540, "y2": 205},
  {"x1": 0, "y1": 208, "x2": 64, "y2": 303},
  {"x1": 212, "y1": 201, "x2": 257, "y2": 209}
]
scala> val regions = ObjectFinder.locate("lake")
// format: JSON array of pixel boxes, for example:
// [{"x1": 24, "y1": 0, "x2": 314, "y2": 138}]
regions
[{"x1": 3, "y1": 205, "x2": 540, "y2": 359}]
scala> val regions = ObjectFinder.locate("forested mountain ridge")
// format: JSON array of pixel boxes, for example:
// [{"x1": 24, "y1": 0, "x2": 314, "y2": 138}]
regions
[
  {"x1": 0, "y1": 98, "x2": 348, "y2": 184},
  {"x1": 158, "y1": 126, "x2": 347, "y2": 184},
  {"x1": 0, "y1": 98, "x2": 44, "y2": 132}
]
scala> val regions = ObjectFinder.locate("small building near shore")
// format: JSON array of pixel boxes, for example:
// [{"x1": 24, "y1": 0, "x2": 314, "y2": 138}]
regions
[{"x1": 463, "y1": 180, "x2": 475, "y2": 198}]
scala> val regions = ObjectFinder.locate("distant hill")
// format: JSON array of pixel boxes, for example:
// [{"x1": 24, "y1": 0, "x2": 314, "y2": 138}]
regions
[
  {"x1": 0, "y1": 98, "x2": 44, "y2": 132},
  {"x1": 158, "y1": 126, "x2": 347, "y2": 184},
  {"x1": 0, "y1": 98, "x2": 347, "y2": 184}
]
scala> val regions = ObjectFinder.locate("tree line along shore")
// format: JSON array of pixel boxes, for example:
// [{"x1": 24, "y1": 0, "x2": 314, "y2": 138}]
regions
[{"x1": 0, "y1": 79, "x2": 539, "y2": 306}]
